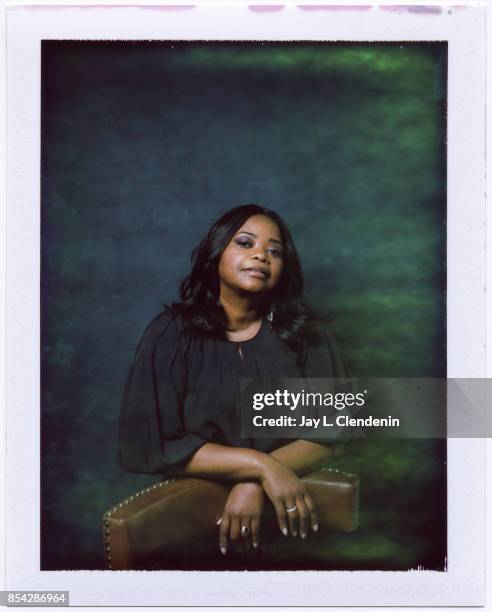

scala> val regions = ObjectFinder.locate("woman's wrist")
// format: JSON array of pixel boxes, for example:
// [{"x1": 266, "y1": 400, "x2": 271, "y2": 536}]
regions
[
  {"x1": 258, "y1": 454, "x2": 285, "y2": 483},
  {"x1": 242, "y1": 449, "x2": 277, "y2": 481}
]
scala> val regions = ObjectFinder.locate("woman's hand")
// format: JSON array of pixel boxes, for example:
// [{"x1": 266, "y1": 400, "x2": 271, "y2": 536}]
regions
[
  {"x1": 260, "y1": 458, "x2": 318, "y2": 539},
  {"x1": 217, "y1": 482, "x2": 265, "y2": 555}
]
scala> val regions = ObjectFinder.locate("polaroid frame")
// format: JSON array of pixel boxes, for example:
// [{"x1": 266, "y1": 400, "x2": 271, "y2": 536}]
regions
[{"x1": 4, "y1": 2, "x2": 487, "y2": 607}]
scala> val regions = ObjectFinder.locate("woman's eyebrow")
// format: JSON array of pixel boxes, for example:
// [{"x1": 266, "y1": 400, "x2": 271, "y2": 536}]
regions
[{"x1": 235, "y1": 231, "x2": 283, "y2": 246}]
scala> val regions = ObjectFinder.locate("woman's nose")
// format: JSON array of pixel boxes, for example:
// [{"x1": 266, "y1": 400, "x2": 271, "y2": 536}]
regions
[{"x1": 252, "y1": 250, "x2": 268, "y2": 262}]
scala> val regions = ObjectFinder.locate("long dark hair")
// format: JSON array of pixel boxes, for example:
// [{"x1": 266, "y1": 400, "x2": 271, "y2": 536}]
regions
[{"x1": 172, "y1": 204, "x2": 319, "y2": 354}]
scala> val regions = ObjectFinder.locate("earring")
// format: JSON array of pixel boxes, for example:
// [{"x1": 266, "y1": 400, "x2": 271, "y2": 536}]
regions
[{"x1": 267, "y1": 308, "x2": 274, "y2": 323}]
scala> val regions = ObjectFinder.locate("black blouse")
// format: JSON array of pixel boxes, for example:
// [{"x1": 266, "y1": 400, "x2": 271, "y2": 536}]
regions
[{"x1": 118, "y1": 310, "x2": 349, "y2": 475}]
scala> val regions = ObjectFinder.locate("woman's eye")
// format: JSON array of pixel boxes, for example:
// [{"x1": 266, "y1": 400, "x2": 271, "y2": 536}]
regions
[
  {"x1": 234, "y1": 237, "x2": 283, "y2": 257},
  {"x1": 235, "y1": 238, "x2": 252, "y2": 248}
]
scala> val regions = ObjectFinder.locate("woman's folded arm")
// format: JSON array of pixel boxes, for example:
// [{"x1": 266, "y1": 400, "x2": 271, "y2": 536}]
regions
[
  {"x1": 269, "y1": 439, "x2": 335, "y2": 476},
  {"x1": 180, "y1": 442, "x2": 276, "y2": 482},
  {"x1": 180, "y1": 438, "x2": 336, "y2": 482},
  {"x1": 180, "y1": 441, "x2": 321, "y2": 537}
]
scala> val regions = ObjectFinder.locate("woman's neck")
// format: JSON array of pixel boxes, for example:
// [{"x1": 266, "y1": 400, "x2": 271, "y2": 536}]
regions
[{"x1": 220, "y1": 292, "x2": 262, "y2": 333}]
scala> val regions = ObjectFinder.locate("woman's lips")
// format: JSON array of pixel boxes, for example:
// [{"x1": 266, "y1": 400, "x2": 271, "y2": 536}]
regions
[{"x1": 242, "y1": 267, "x2": 269, "y2": 279}]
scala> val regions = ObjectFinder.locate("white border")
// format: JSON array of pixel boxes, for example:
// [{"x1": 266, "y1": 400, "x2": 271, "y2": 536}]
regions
[{"x1": 5, "y1": 3, "x2": 486, "y2": 607}]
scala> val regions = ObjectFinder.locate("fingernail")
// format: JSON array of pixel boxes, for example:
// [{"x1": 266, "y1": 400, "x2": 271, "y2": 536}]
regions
[
  {"x1": 220, "y1": 547, "x2": 227, "y2": 555},
  {"x1": 313, "y1": 523, "x2": 319, "y2": 532},
  {"x1": 282, "y1": 528, "x2": 288, "y2": 536},
  {"x1": 216, "y1": 518, "x2": 222, "y2": 525}
]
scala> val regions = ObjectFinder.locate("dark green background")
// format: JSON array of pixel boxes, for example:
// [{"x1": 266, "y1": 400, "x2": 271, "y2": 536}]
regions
[{"x1": 41, "y1": 41, "x2": 446, "y2": 570}]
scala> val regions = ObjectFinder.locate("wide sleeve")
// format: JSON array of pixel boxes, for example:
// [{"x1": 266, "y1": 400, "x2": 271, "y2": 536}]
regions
[
  {"x1": 303, "y1": 327, "x2": 352, "y2": 379},
  {"x1": 117, "y1": 312, "x2": 207, "y2": 475},
  {"x1": 301, "y1": 327, "x2": 354, "y2": 446}
]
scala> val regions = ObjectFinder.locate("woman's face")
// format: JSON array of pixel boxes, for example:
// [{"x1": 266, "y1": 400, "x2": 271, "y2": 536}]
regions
[{"x1": 218, "y1": 214, "x2": 284, "y2": 297}]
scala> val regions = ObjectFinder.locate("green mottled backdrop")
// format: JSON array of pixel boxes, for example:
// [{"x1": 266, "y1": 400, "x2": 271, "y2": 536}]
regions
[{"x1": 41, "y1": 42, "x2": 446, "y2": 570}]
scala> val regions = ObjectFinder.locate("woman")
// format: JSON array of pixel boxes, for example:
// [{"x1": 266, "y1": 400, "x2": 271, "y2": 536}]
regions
[{"x1": 118, "y1": 204, "x2": 349, "y2": 559}]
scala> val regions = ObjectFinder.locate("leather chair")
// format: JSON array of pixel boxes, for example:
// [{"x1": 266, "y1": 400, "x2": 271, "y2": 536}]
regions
[{"x1": 102, "y1": 468, "x2": 359, "y2": 570}]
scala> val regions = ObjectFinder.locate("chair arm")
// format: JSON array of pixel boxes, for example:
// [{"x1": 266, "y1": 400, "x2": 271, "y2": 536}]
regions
[{"x1": 102, "y1": 468, "x2": 359, "y2": 570}]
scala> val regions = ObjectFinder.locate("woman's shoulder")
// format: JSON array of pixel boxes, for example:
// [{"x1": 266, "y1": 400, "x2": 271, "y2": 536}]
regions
[
  {"x1": 301, "y1": 318, "x2": 339, "y2": 348},
  {"x1": 138, "y1": 307, "x2": 186, "y2": 349},
  {"x1": 302, "y1": 319, "x2": 351, "y2": 377}
]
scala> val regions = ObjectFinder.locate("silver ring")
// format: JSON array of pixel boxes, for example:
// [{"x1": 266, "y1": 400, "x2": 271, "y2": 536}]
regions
[
  {"x1": 285, "y1": 505, "x2": 298, "y2": 513},
  {"x1": 241, "y1": 525, "x2": 250, "y2": 536}
]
